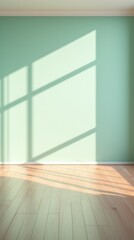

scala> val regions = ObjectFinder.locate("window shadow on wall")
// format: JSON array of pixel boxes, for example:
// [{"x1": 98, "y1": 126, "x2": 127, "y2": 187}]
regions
[
  {"x1": 0, "y1": 17, "x2": 133, "y2": 163},
  {"x1": 0, "y1": 17, "x2": 97, "y2": 163}
]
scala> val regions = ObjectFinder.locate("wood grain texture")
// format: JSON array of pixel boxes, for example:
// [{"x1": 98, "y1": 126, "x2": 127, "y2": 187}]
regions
[
  {"x1": 59, "y1": 199, "x2": 73, "y2": 240},
  {"x1": 71, "y1": 202, "x2": 87, "y2": 240},
  {"x1": 3, "y1": 214, "x2": 25, "y2": 240},
  {"x1": 86, "y1": 226, "x2": 101, "y2": 240},
  {"x1": 0, "y1": 164, "x2": 134, "y2": 240},
  {"x1": 44, "y1": 214, "x2": 59, "y2": 240}
]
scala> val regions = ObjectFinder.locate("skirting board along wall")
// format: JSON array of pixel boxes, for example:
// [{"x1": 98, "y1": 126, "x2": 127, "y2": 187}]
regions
[
  {"x1": 0, "y1": 17, "x2": 134, "y2": 164},
  {"x1": 0, "y1": 162, "x2": 134, "y2": 165}
]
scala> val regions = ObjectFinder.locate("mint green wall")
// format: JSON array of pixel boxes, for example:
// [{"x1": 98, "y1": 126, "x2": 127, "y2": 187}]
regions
[
  {"x1": 130, "y1": 18, "x2": 134, "y2": 162},
  {"x1": 0, "y1": 17, "x2": 134, "y2": 163}
]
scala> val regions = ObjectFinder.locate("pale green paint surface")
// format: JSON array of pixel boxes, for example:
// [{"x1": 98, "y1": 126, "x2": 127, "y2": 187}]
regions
[{"x1": 0, "y1": 17, "x2": 134, "y2": 163}]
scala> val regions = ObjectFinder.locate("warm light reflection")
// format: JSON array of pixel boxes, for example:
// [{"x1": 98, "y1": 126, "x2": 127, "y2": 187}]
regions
[
  {"x1": 32, "y1": 31, "x2": 96, "y2": 91},
  {"x1": 0, "y1": 165, "x2": 134, "y2": 196}
]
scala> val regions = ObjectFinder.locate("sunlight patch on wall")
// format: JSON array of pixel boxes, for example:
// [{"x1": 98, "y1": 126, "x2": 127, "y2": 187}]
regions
[
  {"x1": 0, "y1": 113, "x2": 1, "y2": 163},
  {"x1": 4, "y1": 101, "x2": 27, "y2": 163},
  {"x1": 36, "y1": 133, "x2": 96, "y2": 163},
  {"x1": 32, "y1": 31, "x2": 96, "y2": 91},
  {"x1": 32, "y1": 66, "x2": 96, "y2": 161},
  {"x1": 4, "y1": 67, "x2": 27, "y2": 105},
  {"x1": 0, "y1": 79, "x2": 1, "y2": 107},
  {"x1": 1, "y1": 31, "x2": 96, "y2": 163},
  {"x1": 0, "y1": 79, "x2": 2, "y2": 163}
]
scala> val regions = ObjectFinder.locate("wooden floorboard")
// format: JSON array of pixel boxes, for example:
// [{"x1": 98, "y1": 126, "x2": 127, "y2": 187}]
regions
[
  {"x1": 59, "y1": 197, "x2": 73, "y2": 240},
  {"x1": 44, "y1": 214, "x2": 59, "y2": 240},
  {"x1": 3, "y1": 214, "x2": 25, "y2": 240},
  {"x1": 0, "y1": 164, "x2": 134, "y2": 240}
]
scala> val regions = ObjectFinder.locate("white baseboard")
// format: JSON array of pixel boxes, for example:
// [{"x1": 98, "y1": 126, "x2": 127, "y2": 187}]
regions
[{"x1": 0, "y1": 161, "x2": 134, "y2": 165}]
